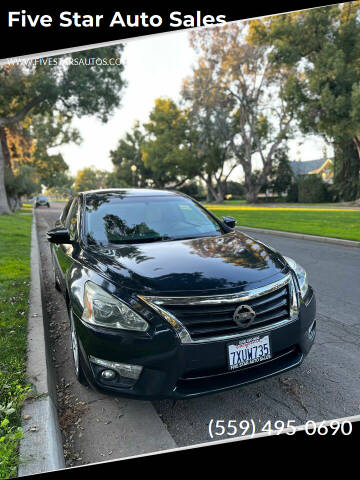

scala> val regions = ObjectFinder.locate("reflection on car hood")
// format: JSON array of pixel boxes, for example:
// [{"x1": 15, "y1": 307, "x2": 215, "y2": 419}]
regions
[{"x1": 83, "y1": 231, "x2": 288, "y2": 295}]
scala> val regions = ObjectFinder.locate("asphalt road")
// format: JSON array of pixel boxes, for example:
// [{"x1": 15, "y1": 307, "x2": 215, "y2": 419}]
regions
[{"x1": 36, "y1": 203, "x2": 360, "y2": 456}]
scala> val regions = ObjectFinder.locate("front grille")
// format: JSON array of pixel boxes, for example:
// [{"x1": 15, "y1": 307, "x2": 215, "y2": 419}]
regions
[{"x1": 162, "y1": 283, "x2": 290, "y2": 341}]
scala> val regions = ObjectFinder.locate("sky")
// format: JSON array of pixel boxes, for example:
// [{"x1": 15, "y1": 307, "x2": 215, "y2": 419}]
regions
[{"x1": 52, "y1": 26, "x2": 331, "y2": 180}]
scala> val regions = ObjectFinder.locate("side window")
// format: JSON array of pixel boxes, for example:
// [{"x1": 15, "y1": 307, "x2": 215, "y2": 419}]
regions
[
  {"x1": 66, "y1": 198, "x2": 79, "y2": 240},
  {"x1": 61, "y1": 198, "x2": 73, "y2": 224}
]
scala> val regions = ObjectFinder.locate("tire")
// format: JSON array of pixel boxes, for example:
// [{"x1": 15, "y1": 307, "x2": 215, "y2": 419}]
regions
[
  {"x1": 47, "y1": 204, "x2": 50, "y2": 208},
  {"x1": 68, "y1": 308, "x2": 88, "y2": 385}
]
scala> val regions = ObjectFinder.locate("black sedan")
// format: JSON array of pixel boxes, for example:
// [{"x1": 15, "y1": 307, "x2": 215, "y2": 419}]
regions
[{"x1": 47, "y1": 189, "x2": 316, "y2": 399}]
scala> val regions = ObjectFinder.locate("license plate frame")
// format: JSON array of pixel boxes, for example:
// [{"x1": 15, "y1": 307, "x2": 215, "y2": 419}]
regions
[{"x1": 227, "y1": 335, "x2": 272, "y2": 371}]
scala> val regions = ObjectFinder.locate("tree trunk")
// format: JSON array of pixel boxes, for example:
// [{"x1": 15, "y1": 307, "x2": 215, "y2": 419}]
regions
[
  {"x1": 244, "y1": 177, "x2": 262, "y2": 203},
  {"x1": 245, "y1": 188, "x2": 259, "y2": 204},
  {"x1": 205, "y1": 174, "x2": 217, "y2": 202},
  {"x1": 333, "y1": 137, "x2": 360, "y2": 201},
  {"x1": 0, "y1": 129, "x2": 11, "y2": 214},
  {"x1": 215, "y1": 179, "x2": 225, "y2": 202}
]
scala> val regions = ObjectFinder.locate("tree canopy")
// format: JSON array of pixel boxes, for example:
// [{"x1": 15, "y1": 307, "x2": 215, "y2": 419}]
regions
[
  {"x1": 248, "y1": 2, "x2": 360, "y2": 200},
  {"x1": 142, "y1": 98, "x2": 198, "y2": 188},
  {"x1": 183, "y1": 23, "x2": 297, "y2": 202},
  {"x1": 0, "y1": 45, "x2": 126, "y2": 213},
  {"x1": 74, "y1": 167, "x2": 108, "y2": 192},
  {"x1": 110, "y1": 121, "x2": 152, "y2": 188}
]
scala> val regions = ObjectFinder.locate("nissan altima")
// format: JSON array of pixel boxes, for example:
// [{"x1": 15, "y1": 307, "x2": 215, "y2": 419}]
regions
[{"x1": 47, "y1": 189, "x2": 316, "y2": 399}]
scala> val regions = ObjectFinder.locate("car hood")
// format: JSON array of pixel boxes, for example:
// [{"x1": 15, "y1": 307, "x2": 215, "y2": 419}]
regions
[{"x1": 83, "y1": 231, "x2": 288, "y2": 296}]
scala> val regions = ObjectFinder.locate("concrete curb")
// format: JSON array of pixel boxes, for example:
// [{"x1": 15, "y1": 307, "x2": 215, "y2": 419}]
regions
[
  {"x1": 236, "y1": 226, "x2": 360, "y2": 248},
  {"x1": 18, "y1": 215, "x2": 65, "y2": 477}
]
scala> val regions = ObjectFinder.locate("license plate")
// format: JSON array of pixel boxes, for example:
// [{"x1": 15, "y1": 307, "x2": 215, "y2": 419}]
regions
[{"x1": 227, "y1": 335, "x2": 271, "y2": 370}]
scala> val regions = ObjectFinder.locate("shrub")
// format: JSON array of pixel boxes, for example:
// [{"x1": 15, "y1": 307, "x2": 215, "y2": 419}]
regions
[
  {"x1": 177, "y1": 182, "x2": 206, "y2": 200},
  {"x1": 224, "y1": 181, "x2": 245, "y2": 197},
  {"x1": 297, "y1": 175, "x2": 331, "y2": 203},
  {"x1": 286, "y1": 182, "x2": 299, "y2": 202}
]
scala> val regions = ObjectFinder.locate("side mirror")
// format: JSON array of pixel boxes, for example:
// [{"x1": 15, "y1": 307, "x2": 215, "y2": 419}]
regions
[
  {"x1": 222, "y1": 216, "x2": 236, "y2": 229},
  {"x1": 47, "y1": 227, "x2": 72, "y2": 244}
]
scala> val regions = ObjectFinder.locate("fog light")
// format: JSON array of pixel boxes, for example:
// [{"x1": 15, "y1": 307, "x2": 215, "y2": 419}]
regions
[
  {"x1": 89, "y1": 355, "x2": 143, "y2": 380},
  {"x1": 101, "y1": 369, "x2": 117, "y2": 380}
]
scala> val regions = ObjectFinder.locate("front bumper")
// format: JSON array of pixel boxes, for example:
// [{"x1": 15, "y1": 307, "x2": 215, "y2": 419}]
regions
[{"x1": 74, "y1": 287, "x2": 316, "y2": 400}]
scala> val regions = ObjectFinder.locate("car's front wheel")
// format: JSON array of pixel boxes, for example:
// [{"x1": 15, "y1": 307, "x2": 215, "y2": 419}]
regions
[{"x1": 69, "y1": 308, "x2": 87, "y2": 385}]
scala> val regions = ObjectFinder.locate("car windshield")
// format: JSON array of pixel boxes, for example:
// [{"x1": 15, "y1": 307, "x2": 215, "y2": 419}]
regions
[
  {"x1": 84, "y1": 194, "x2": 223, "y2": 246},
  {"x1": 38, "y1": 196, "x2": 48, "y2": 201}
]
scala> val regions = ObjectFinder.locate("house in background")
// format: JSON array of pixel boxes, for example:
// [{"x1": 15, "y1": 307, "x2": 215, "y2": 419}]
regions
[{"x1": 289, "y1": 157, "x2": 334, "y2": 184}]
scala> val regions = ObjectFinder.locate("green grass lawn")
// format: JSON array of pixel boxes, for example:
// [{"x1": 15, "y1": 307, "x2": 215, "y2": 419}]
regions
[
  {"x1": 208, "y1": 208, "x2": 360, "y2": 241},
  {"x1": 207, "y1": 199, "x2": 358, "y2": 209},
  {"x1": 0, "y1": 213, "x2": 32, "y2": 479}
]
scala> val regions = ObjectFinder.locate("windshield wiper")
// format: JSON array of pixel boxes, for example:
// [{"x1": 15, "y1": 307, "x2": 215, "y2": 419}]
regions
[
  {"x1": 136, "y1": 236, "x2": 174, "y2": 243},
  {"x1": 168, "y1": 233, "x2": 220, "y2": 241},
  {"x1": 104, "y1": 233, "x2": 220, "y2": 246},
  {"x1": 108, "y1": 236, "x2": 174, "y2": 245}
]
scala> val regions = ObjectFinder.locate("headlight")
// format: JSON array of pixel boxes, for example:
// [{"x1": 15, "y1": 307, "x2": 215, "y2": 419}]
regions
[
  {"x1": 82, "y1": 282, "x2": 149, "y2": 332},
  {"x1": 283, "y1": 256, "x2": 309, "y2": 299}
]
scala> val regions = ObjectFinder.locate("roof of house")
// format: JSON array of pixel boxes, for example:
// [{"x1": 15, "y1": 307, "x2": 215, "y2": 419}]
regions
[
  {"x1": 289, "y1": 158, "x2": 331, "y2": 176},
  {"x1": 308, "y1": 158, "x2": 333, "y2": 175}
]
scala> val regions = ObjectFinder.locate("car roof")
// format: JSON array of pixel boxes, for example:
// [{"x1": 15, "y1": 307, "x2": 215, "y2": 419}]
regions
[{"x1": 81, "y1": 188, "x2": 183, "y2": 198}]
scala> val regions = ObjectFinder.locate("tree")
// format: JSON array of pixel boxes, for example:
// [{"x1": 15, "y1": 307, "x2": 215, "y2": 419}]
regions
[
  {"x1": 0, "y1": 46, "x2": 126, "y2": 214},
  {"x1": 110, "y1": 121, "x2": 152, "y2": 187},
  {"x1": 182, "y1": 54, "x2": 237, "y2": 202},
  {"x1": 248, "y1": 3, "x2": 360, "y2": 200},
  {"x1": 1, "y1": 116, "x2": 75, "y2": 208},
  {"x1": 187, "y1": 23, "x2": 296, "y2": 203},
  {"x1": 176, "y1": 181, "x2": 206, "y2": 200},
  {"x1": 298, "y1": 175, "x2": 330, "y2": 203},
  {"x1": 260, "y1": 147, "x2": 293, "y2": 197},
  {"x1": 0, "y1": 121, "x2": 36, "y2": 209},
  {"x1": 74, "y1": 167, "x2": 109, "y2": 192},
  {"x1": 111, "y1": 100, "x2": 199, "y2": 190},
  {"x1": 142, "y1": 98, "x2": 198, "y2": 188},
  {"x1": 5, "y1": 164, "x2": 40, "y2": 209},
  {"x1": 272, "y1": 150, "x2": 293, "y2": 197},
  {"x1": 224, "y1": 180, "x2": 245, "y2": 198},
  {"x1": 32, "y1": 153, "x2": 70, "y2": 190},
  {"x1": 29, "y1": 111, "x2": 80, "y2": 189},
  {"x1": 45, "y1": 171, "x2": 74, "y2": 198}
]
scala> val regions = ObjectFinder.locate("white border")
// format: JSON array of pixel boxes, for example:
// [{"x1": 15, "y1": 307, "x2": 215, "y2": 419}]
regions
[{"x1": 4, "y1": 2, "x2": 359, "y2": 471}]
